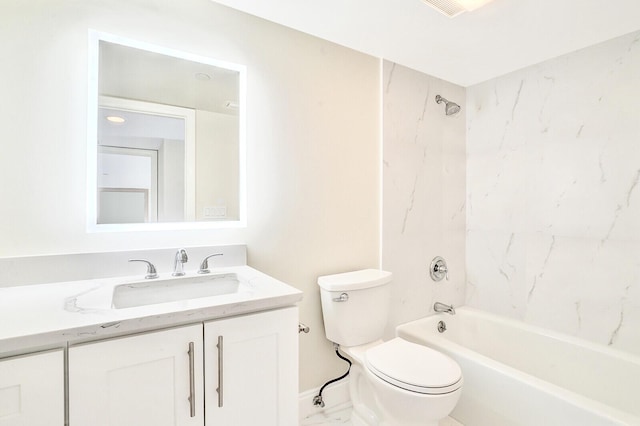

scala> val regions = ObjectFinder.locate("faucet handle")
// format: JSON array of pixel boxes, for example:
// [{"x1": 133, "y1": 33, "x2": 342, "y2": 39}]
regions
[
  {"x1": 172, "y1": 248, "x2": 188, "y2": 277},
  {"x1": 128, "y1": 259, "x2": 158, "y2": 279},
  {"x1": 429, "y1": 256, "x2": 449, "y2": 281},
  {"x1": 198, "y1": 253, "x2": 223, "y2": 274},
  {"x1": 177, "y1": 248, "x2": 188, "y2": 262}
]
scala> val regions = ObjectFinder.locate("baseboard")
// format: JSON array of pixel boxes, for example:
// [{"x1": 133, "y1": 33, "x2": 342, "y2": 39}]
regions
[{"x1": 299, "y1": 378, "x2": 351, "y2": 421}]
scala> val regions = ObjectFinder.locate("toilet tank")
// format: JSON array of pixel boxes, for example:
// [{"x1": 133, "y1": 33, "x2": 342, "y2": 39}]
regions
[{"x1": 318, "y1": 269, "x2": 392, "y2": 347}]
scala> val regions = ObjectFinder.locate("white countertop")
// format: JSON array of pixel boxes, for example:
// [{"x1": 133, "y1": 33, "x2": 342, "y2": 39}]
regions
[{"x1": 0, "y1": 265, "x2": 302, "y2": 354}]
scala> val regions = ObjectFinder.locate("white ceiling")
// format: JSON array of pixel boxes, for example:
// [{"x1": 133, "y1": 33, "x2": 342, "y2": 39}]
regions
[
  {"x1": 100, "y1": 40, "x2": 240, "y2": 115},
  {"x1": 210, "y1": 0, "x2": 640, "y2": 87}
]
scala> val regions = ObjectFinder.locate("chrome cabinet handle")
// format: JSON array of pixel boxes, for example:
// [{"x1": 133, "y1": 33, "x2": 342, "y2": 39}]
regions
[
  {"x1": 188, "y1": 342, "x2": 195, "y2": 417},
  {"x1": 217, "y1": 336, "x2": 224, "y2": 407},
  {"x1": 332, "y1": 292, "x2": 349, "y2": 302}
]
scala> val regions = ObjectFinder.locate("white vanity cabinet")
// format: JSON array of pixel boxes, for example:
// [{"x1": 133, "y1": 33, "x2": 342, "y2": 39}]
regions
[
  {"x1": 0, "y1": 350, "x2": 64, "y2": 426},
  {"x1": 204, "y1": 307, "x2": 298, "y2": 426},
  {"x1": 69, "y1": 324, "x2": 204, "y2": 426},
  {"x1": 67, "y1": 307, "x2": 298, "y2": 426}
]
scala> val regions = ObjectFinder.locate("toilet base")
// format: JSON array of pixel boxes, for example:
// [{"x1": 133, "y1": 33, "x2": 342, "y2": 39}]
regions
[{"x1": 349, "y1": 364, "x2": 382, "y2": 426}]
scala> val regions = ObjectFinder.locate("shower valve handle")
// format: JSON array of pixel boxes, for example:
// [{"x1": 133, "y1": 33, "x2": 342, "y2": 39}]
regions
[{"x1": 429, "y1": 256, "x2": 449, "y2": 282}]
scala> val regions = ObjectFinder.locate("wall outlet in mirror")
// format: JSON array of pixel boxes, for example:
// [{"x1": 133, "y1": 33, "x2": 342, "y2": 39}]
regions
[
  {"x1": 203, "y1": 206, "x2": 227, "y2": 219},
  {"x1": 87, "y1": 30, "x2": 246, "y2": 232}
]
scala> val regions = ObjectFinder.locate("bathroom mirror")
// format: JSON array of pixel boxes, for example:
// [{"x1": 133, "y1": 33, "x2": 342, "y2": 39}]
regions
[{"x1": 87, "y1": 31, "x2": 246, "y2": 231}]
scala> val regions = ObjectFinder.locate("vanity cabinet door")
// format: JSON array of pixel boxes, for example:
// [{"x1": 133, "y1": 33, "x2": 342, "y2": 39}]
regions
[
  {"x1": 204, "y1": 307, "x2": 298, "y2": 426},
  {"x1": 0, "y1": 350, "x2": 64, "y2": 426},
  {"x1": 69, "y1": 324, "x2": 204, "y2": 426}
]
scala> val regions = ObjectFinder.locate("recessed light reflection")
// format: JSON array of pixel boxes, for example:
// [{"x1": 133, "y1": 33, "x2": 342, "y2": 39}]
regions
[{"x1": 106, "y1": 115, "x2": 126, "y2": 124}]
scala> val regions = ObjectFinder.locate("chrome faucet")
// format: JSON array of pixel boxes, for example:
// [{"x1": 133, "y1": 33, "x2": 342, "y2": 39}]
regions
[
  {"x1": 172, "y1": 248, "x2": 188, "y2": 276},
  {"x1": 198, "y1": 253, "x2": 223, "y2": 274},
  {"x1": 434, "y1": 302, "x2": 455, "y2": 315},
  {"x1": 128, "y1": 259, "x2": 158, "y2": 279}
]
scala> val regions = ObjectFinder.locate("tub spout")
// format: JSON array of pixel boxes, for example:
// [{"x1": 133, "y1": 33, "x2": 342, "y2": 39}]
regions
[{"x1": 434, "y1": 302, "x2": 455, "y2": 315}]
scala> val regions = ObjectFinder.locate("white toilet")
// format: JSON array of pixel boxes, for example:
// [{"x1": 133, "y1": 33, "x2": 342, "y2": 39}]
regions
[{"x1": 318, "y1": 269, "x2": 463, "y2": 426}]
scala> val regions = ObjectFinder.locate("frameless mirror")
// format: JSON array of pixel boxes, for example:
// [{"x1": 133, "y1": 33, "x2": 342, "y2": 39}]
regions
[{"x1": 87, "y1": 31, "x2": 246, "y2": 231}]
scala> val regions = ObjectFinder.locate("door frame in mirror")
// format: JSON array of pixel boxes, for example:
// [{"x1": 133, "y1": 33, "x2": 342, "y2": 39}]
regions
[
  {"x1": 87, "y1": 30, "x2": 247, "y2": 232},
  {"x1": 98, "y1": 96, "x2": 197, "y2": 222}
]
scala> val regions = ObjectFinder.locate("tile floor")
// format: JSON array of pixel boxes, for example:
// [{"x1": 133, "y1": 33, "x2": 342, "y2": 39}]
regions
[{"x1": 301, "y1": 405, "x2": 463, "y2": 426}]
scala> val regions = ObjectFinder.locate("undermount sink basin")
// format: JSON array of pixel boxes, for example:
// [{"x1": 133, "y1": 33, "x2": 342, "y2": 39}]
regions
[{"x1": 112, "y1": 273, "x2": 241, "y2": 309}]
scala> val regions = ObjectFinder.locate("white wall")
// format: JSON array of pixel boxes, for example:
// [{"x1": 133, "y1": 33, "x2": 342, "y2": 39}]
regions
[
  {"x1": 1, "y1": 0, "x2": 380, "y2": 392},
  {"x1": 382, "y1": 61, "x2": 466, "y2": 336},
  {"x1": 195, "y1": 110, "x2": 239, "y2": 220},
  {"x1": 466, "y1": 30, "x2": 640, "y2": 355}
]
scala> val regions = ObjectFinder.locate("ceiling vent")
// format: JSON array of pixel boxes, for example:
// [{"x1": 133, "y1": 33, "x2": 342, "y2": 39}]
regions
[{"x1": 422, "y1": 0, "x2": 494, "y2": 17}]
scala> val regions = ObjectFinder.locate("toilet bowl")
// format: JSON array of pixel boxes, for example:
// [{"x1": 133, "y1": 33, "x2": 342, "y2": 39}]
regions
[
  {"x1": 363, "y1": 338, "x2": 462, "y2": 426},
  {"x1": 342, "y1": 338, "x2": 462, "y2": 426},
  {"x1": 318, "y1": 270, "x2": 463, "y2": 426}
]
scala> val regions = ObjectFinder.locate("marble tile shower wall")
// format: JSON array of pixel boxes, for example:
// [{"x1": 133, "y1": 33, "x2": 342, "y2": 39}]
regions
[
  {"x1": 466, "y1": 30, "x2": 640, "y2": 354},
  {"x1": 382, "y1": 61, "x2": 466, "y2": 338}
]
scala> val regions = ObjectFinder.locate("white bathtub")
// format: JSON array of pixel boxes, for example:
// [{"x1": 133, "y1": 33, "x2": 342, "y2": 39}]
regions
[{"x1": 396, "y1": 307, "x2": 640, "y2": 426}]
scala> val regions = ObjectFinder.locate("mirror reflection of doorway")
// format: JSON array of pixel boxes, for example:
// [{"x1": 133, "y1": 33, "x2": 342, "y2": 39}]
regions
[
  {"x1": 98, "y1": 188, "x2": 149, "y2": 224},
  {"x1": 97, "y1": 146, "x2": 157, "y2": 224},
  {"x1": 97, "y1": 99, "x2": 191, "y2": 224}
]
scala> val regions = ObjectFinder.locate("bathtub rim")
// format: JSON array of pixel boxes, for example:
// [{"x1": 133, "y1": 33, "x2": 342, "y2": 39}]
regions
[
  {"x1": 413, "y1": 306, "x2": 640, "y2": 364},
  {"x1": 396, "y1": 307, "x2": 640, "y2": 425}
]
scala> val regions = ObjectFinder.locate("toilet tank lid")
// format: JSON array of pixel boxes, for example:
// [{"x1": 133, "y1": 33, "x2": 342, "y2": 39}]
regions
[{"x1": 317, "y1": 269, "x2": 392, "y2": 291}]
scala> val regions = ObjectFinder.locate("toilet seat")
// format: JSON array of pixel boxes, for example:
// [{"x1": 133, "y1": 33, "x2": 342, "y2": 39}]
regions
[{"x1": 364, "y1": 338, "x2": 462, "y2": 395}]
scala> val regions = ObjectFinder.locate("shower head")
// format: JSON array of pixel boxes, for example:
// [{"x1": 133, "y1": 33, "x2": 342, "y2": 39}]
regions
[{"x1": 435, "y1": 95, "x2": 461, "y2": 116}]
